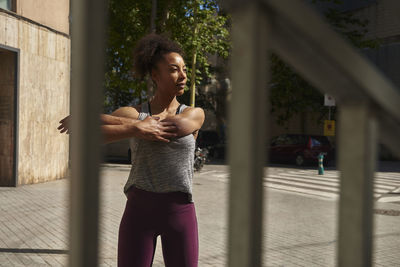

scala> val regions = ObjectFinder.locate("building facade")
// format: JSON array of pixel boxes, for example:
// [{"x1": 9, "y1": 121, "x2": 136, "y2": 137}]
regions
[
  {"x1": 0, "y1": 0, "x2": 70, "y2": 185},
  {"x1": 356, "y1": 0, "x2": 400, "y2": 89}
]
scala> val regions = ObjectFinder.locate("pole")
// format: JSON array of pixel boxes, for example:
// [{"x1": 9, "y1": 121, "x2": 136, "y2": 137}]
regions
[
  {"x1": 337, "y1": 101, "x2": 377, "y2": 267},
  {"x1": 228, "y1": 2, "x2": 270, "y2": 266},
  {"x1": 69, "y1": 0, "x2": 107, "y2": 266},
  {"x1": 328, "y1": 106, "x2": 331, "y2": 120}
]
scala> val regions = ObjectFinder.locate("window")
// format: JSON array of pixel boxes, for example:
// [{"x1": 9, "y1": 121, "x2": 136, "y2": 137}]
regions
[
  {"x1": 273, "y1": 135, "x2": 291, "y2": 145},
  {"x1": 0, "y1": 0, "x2": 14, "y2": 11},
  {"x1": 310, "y1": 138, "x2": 322, "y2": 147}
]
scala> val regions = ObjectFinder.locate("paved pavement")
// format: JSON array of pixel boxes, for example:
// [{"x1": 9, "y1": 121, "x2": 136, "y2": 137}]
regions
[{"x1": 0, "y1": 162, "x2": 400, "y2": 266}]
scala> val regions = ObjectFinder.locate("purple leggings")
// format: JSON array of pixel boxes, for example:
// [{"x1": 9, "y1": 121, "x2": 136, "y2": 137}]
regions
[{"x1": 118, "y1": 187, "x2": 198, "y2": 267}]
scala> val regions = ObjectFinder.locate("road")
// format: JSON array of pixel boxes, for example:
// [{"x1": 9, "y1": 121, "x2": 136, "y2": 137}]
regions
[
  {"x1": 200, "y1": 164, "x2": 400, "y2": 203},
  {"x1": 0, "y1": 162, "x2": 399, "y2": 266}
]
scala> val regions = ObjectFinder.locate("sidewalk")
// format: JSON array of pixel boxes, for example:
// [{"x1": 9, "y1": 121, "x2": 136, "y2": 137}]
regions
[
  {"x1": 0, "y1": 164, "x2": 227, "y2": 267},
  {"x1": 0, "y1": 163, "x2": 399, "y2": 266}
]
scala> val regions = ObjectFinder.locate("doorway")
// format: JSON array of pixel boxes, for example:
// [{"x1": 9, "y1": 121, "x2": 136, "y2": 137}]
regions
[{"x1": 0, "y1": 47, "x2": 18, "y2": 186}]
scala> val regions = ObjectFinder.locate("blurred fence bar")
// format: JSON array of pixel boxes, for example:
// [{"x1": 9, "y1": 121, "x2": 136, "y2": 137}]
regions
[
  {"x1": 67, "y1": 0, "x2": 400, "y2": 265},
  {"x1": 69, "y1": 0, "x2": 107, "y2": 266},
  {"x1": 227, "y1": 2, "x2": 269, "y2": 267},
  {"x1": 338, "y1": 102, "x2": 377, "y2": 266},
  {"x1": 226, "y1": 0, "x2": 400, "y2": 266}
]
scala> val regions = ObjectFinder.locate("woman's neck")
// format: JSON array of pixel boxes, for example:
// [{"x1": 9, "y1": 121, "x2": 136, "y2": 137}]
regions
[{"x1": 149, "y1": 92, "x2": 179, "y2": 115}]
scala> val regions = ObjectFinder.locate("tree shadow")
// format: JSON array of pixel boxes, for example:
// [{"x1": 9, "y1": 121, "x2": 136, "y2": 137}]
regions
[{"x1": 0, "y1": 248, "x2": 68, "y2": 254}]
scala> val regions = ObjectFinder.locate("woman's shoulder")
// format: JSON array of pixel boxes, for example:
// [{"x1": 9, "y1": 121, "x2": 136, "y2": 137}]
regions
[
  {"x1": 180, "y1": 106, "x2": 205, "y2": 121},
  {"x1": 180, "y1": 105, "x2": 204, "y2": 114},
  {"x1": 111, "y1": 105, "x2": 142, "y2": 119}
]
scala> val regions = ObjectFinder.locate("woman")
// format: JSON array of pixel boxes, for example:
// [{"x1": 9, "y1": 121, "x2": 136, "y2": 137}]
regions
[{"x1": 59, "y1": 34, "x2": 204, "y2": 267}]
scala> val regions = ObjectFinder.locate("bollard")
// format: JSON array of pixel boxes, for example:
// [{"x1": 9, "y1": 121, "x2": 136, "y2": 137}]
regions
[{"x1": 318, "y1": 154, "x2": 325, "y2": 175}]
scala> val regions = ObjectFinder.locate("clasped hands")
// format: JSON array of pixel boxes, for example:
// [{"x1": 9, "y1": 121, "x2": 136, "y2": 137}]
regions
[{"x1": 134, "y1": 116, "x2": 179, "y2": 142}]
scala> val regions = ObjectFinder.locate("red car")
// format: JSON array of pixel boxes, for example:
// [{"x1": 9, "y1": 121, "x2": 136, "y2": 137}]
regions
[{"x1": 269, "y1": 134, "x2": 334, "y2": 166}]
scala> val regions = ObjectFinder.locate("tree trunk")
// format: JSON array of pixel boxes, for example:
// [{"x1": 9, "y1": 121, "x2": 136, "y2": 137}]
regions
[
  {"x1": 150, "y1": 0, "x2": 157, "y2": 33},
  {"x1": 160, "y1": 0, "x2": 173, "y2": 32},
  {"x1": 190, "y1": 4, "x2": 199, "y2": 107},
  {"x1": 189, "y1": 40, "x2": 198, "y2": 107}
]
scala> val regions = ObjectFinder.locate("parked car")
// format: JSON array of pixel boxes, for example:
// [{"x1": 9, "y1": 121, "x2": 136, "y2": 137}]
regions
[{"x1": 269, "y1": 134, "x2": 334, "y2": 166}]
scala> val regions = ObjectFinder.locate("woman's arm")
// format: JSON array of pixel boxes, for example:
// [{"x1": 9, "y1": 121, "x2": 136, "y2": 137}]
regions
[
  {"x1": 105, "y1": 106, "x2": 205, "y2": 142},
  {"x1": 161, "y1": 107, "x2": 205, "y2": 137},
  {"x1": 58, "y1": 106, "x2": 178, "y2": 144},
  {"x1": 102, "y1": 116, "x2": 177, "y2": 144},
  {"x1": 57, "y1": 112, "x2": 135, "y2": 134},
  {"x1": 102, "y1": 106, "x2": 177, "y2": 144},
  {"x1": 100, "y1": 113, "x2": 135, "y2": 125}
]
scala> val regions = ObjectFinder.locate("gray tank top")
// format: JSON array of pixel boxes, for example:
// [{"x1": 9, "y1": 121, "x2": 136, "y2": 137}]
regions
[{"x1": 124, "y1": 102, "x2": 196, "y2": 202}]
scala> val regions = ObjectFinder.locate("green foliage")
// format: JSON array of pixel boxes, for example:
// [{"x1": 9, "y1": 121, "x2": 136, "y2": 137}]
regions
[
  {"x1": 270, "y1": 54, "x2": 324, "y2": 125},
  {"x1": 104, "y1": 0, "x2": 148, "y2": 112},
  {"x1": 104, "y1": 0, "x2": 230, "y2": 112},
  {"x1": 270, "y1": 0, "x2": 379, "y2": 127}
]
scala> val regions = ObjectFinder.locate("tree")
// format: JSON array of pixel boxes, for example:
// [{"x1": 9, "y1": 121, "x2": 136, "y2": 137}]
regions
[
  {"x1": 104, "y1": 0, "x2": 230, "y2": 113},
  {"x1": 167, "y1": 0, "x2": 230, "y2": 107},
  {"x1": 270, "y1": 0, "x2": 379, "y2": 129},
  {"x1": 104, "y1": 0, "x2": 148, "y2": 113}
]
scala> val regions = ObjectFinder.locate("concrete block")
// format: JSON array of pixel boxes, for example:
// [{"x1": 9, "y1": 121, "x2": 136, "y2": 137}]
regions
[
  {"x1": 35, "y1": 56, "x2": 46, "y2": 91},
  {"x1": 27, "y1": 24, "x2": 39, "y2": 55},
  {"x1": 17, "y1": 48, "x2": 70, "y2": 184},
  {"x1": 55, "y1": 34, "x2": 68, "y2": 62},
  {"x1": 41, "y1": 57, "x2": 50, "y2": 89},
  {"x1": 20, "y1": 53, "x2": 35, "y2": 95},
  {"x1": 18, "y1": 21, "x2": 28, "y2": 51},
  {"x1": 38, "y1": 29, "x2": 48, "y2": 58},
  {"x1": 18, "y1": 21, "x2": 36, "y2": 54},
  {"x1": 5, "y1": 15, "x2": 18, "y2": 48},
  {"x1": 38, "y1": 29, "x2": 56, "y2": 59},
  {"x1": 47, "y1": 31, "x2": 56, "y2": 59},
  {"x1": 0, "y1": 14, "x2": 6, "y2": 44}
]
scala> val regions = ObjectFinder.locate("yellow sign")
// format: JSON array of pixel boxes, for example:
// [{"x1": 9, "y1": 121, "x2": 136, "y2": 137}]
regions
[{"x1": 324, "y1": 120, "x2": 335, "y2": 136}]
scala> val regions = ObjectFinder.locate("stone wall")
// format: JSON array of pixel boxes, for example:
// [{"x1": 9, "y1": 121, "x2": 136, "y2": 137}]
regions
[
  {"x1": 0, "y1": 11, "x2": 70, "y2": 185},
  {"x1": 16, "y1": 0, "x2": 70, "y2": 35}
]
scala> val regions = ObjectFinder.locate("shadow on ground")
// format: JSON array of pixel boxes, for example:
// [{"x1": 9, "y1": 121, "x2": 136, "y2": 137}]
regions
[{"x1": 0, "y1": 248, "x2": 68, "y2": 254}]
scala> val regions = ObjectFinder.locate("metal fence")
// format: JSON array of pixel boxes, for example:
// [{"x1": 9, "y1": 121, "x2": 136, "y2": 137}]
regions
[
  {"x1": 226, "y1": 1, "x2": 400, "y2": 267},
  {"x1": 68, "y1": 0, "x2": 400, "y2": 266}
]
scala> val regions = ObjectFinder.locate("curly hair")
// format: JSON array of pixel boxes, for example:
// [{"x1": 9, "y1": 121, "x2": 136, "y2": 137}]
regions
[{"x1": 132, "y1": 33, "x2": 184, "y2": 80}]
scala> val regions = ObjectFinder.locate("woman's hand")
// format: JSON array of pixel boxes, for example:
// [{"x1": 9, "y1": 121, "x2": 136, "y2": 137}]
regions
[
  {"x1": 135, "y1": 116, "x2": 178, "y2": 142},
  {"x1": 58, "y1": 115, "x2": 71, "y2": 134}
]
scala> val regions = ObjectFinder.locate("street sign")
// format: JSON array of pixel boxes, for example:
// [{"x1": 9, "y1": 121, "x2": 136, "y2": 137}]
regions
[
  {"x1": 324, "y1": 120, "x2": 335, "y2": 136},
  {"x1": 324, "y1": 94, "x2": 336, "y2": 106}
]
